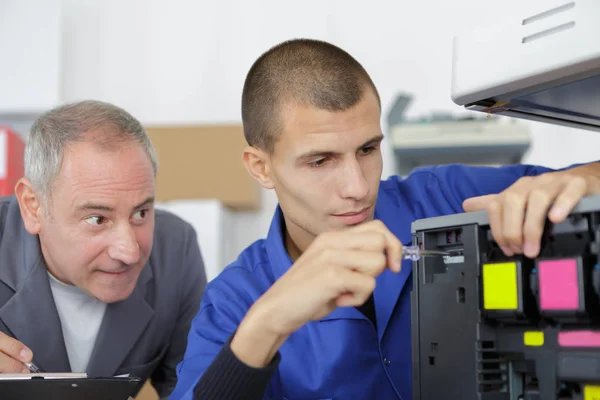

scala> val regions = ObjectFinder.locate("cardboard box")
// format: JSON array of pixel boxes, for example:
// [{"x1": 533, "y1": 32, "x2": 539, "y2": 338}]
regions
[
  {"x1": 136, "y1": 381, "x2": 158, "y2": 400},
  {"x1": 145, "y1": 125, "x2": 261, "y2": 211}
]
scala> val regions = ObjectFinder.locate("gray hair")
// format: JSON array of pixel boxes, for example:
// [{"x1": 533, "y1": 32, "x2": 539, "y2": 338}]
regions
[{"x1": 24, "y1": 100, "x2": 158, "y2": 201}]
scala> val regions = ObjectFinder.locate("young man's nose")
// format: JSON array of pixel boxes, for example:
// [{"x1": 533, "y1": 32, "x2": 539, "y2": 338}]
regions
[{"x1": 339, "y1": 160, "x2": 369, "y2": 200}]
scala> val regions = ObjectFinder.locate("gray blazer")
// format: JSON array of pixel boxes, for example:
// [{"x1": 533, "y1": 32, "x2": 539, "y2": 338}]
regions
[{"x1": 0, "y1": 195, "x2": 207, "y2": 398}]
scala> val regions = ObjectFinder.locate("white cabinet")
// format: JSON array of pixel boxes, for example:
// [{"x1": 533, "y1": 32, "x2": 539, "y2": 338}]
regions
[{"x1": 156, "y1": 199, "x2": 236, "y2": 282}]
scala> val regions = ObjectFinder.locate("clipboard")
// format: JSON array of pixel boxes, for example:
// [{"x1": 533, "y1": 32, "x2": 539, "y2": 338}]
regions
[{"x1": 0, "y1": 373, "x2": 142, "y2": 400}]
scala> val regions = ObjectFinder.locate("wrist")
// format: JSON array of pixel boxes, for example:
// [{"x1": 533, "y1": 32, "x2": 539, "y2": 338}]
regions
[
  {"x1": 584, "y1": 174, "x2": 600, "y2": 194},
  {"x1": 561, "y1": 165, "x2": 600, "y2": 194},
  {"x1": 230, "y1": 301, "x2": 289, "y2": 368}
]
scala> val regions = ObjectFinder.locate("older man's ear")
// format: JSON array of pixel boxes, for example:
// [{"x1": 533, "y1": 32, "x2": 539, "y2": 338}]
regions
[{"x1": 14, "y1": 178, "x2": 43, "y2": 235}]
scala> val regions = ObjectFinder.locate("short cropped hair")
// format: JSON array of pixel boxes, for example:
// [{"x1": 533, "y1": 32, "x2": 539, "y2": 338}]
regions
[
  {"x1": 241, "y1": 38, "x2": 380, "y2": 153},
  {"x1": 25, "y1": 100, "x2": 158, "y2": 203}
]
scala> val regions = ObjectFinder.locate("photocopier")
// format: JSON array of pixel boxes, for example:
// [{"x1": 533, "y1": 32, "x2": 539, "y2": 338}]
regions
[{"x1": 411, "y1": 1, "x2": 600, "y2": 399}]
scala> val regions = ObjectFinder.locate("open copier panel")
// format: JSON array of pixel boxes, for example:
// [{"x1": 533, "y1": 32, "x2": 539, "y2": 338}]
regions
[{"x1": 411, "y1": 194, "x2": 600, "y2": 400}]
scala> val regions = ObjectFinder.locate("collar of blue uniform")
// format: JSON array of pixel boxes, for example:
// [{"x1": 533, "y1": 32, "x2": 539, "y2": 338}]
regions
[{"x1": 265, "y1": 205, "x2": 294, "y2": 281}]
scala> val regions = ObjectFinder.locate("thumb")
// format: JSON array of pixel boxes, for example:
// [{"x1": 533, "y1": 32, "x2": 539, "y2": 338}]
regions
[{"x1": 462, "y1": 194, "x2": 494, "y2": 212}]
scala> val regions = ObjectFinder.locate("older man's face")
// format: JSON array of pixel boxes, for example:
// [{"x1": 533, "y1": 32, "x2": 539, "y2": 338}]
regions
[{"x1": 37, "y1": 137, "x2": 156, "y2": 303}]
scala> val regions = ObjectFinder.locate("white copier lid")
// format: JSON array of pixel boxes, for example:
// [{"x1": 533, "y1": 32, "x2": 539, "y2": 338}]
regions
[{"x1": 451, "y1": 0, "x2": 600, "y2": 132}]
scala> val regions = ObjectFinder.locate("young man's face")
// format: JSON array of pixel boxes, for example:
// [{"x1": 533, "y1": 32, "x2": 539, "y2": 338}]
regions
[
  {"x1": 261, "y1": 88, "x2": 384, "y2": 252},
  {"x1": 18, "y1": 137, "x2": 156, "y2": 303}
]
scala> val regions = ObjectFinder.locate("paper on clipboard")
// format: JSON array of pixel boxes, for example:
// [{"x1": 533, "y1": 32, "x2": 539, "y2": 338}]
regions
[{"x1": 0, "y1": 373, "x2": 88, "y2": 380}]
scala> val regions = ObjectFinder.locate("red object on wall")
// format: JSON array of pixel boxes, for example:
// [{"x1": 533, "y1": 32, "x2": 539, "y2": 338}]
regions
[{"x1": 0, "y1": 126, "x2": 25, "y2": 197}]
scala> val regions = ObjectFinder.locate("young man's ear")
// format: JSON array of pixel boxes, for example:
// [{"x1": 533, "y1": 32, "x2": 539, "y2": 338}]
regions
[
  {"x1": 242, "y1": 146, "x2": 275, "y2": 190},
  {"x1": 14, "y1": 178, "x2": 44, "y2": 235}
]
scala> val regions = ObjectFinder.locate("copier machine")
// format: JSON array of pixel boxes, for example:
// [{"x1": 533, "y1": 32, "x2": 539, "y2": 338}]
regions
[{"x1": 411, "y1": 1, "x2": 600, "y2": 399}]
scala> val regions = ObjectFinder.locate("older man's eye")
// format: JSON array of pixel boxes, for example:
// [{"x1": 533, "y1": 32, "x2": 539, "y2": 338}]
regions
[
  {"x1": 132, "y1": 209, "x2": 148, "y2": 221},
  {"x1": 84, "y1": 216, "x2": 106, "y2": 225}
]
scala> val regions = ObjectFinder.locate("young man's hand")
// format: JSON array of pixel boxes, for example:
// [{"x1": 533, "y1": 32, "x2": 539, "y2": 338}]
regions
[
  {"x1": 230, "y1": 220, "x2": 402, "y2": 368},
  {"x1": 463, "y1": 167, "x2": 600, "y2": 258}
]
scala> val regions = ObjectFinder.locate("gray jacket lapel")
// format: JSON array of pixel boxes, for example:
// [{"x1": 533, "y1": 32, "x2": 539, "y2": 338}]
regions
[
  {"x1": 85, "y1": 264, "x2": 154, "y2": 377},
  {"x1": 0, "y1": 199, "x2": 70, "y2": 372}
]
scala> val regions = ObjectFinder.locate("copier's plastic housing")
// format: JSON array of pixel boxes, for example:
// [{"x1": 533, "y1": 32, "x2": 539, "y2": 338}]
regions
[{"x1": 411, "y1": 194, "x2": 600, "y2": 400}]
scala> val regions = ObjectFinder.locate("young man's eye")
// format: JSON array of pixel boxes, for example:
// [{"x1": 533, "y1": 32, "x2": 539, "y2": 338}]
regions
[
  {"x1": 84, "y1": 216, "x2": 106, "y2": 225},
  {"x1": 359, "y1": 146, "x2": 376, "y2": 155},
  {"x1": 308, "y1": 158, "x2": 328, "y2": 168}
]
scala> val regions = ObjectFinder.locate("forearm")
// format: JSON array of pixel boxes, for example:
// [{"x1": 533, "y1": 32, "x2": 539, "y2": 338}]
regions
[
  {"x1": 194, "y1": 332, "x2": 280, "y2": 400},
  {"x1": 230, "y1": 302, "x2": 289, "y2": 368}
]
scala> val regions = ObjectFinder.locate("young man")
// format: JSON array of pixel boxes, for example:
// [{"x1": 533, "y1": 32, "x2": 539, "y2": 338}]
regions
[
  {"x1": 171, "y1": 39, "x2": 600, "y2": 400},
  {"x1": 0, "y1": 100, "x2": 207, "y2": 399}
]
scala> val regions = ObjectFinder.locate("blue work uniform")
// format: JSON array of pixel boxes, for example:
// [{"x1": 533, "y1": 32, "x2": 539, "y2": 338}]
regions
[{"x1": 171, "y1": 163, "x2": 556, "y2": 400}]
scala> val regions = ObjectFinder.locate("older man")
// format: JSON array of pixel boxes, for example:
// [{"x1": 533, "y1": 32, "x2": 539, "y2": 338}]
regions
[{"x1": 0, "y1": 100, "x2": 207, "y2": 399}]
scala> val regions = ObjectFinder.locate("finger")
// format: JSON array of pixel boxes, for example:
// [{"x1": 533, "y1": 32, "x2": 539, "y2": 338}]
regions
[
  {"x1": 320, "y1": 230, "x2": 388, "y2": 252},
  {"x1": 332, "y1": 269, "x2": 376, "y2": 307},
  {"x1": 324, "y1": 249, "x2": 388, "y2": 277},
  {"x1": 350, "y1": 220, "x2": 402, "y2": 272},
  {"x1": 0, "y1": 334, "x2": 32, "y2": 364},
  {"x1": 0, "y1": 351, "x2": 29, "y2": 373},
  {"x1": 317, "y1": 222, "x2": 401, "y2": 272},
  {"x1": 462, "y1": 194, "x2": 494, "y2": 213},
  {"x1": 464, "y1": 195, "x2": 511, "y2": 255},
  {"x1": 549, "y1": 176, "x2": 587, "y2": 223},
  {"x1": 522, "y1": 187, "x2": 556, "y2": 258},
  {"x1": 499, "y1": 175, "x2": 544, "y2": 254},
  {"x1": 335, "y1": 293, "x2": 357, "y2": 307},
  {"x1": 501, "y1": 190, "x2": 531, "y2": 254},
  {"x1": 484, "y1": 197, "x2": 513, "y2": 256},
  {"x1": 488, "y1": 176, "x2": 535, "y2": 254}
]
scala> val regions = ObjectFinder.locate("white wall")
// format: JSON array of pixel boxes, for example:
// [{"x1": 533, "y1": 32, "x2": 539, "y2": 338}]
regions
[
  {"x1": 10, "y1": 0, "x2": 600, "y2": 271},
  {"x1": 0, "y1": 0, "x2": 62, "y2": 113}
]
